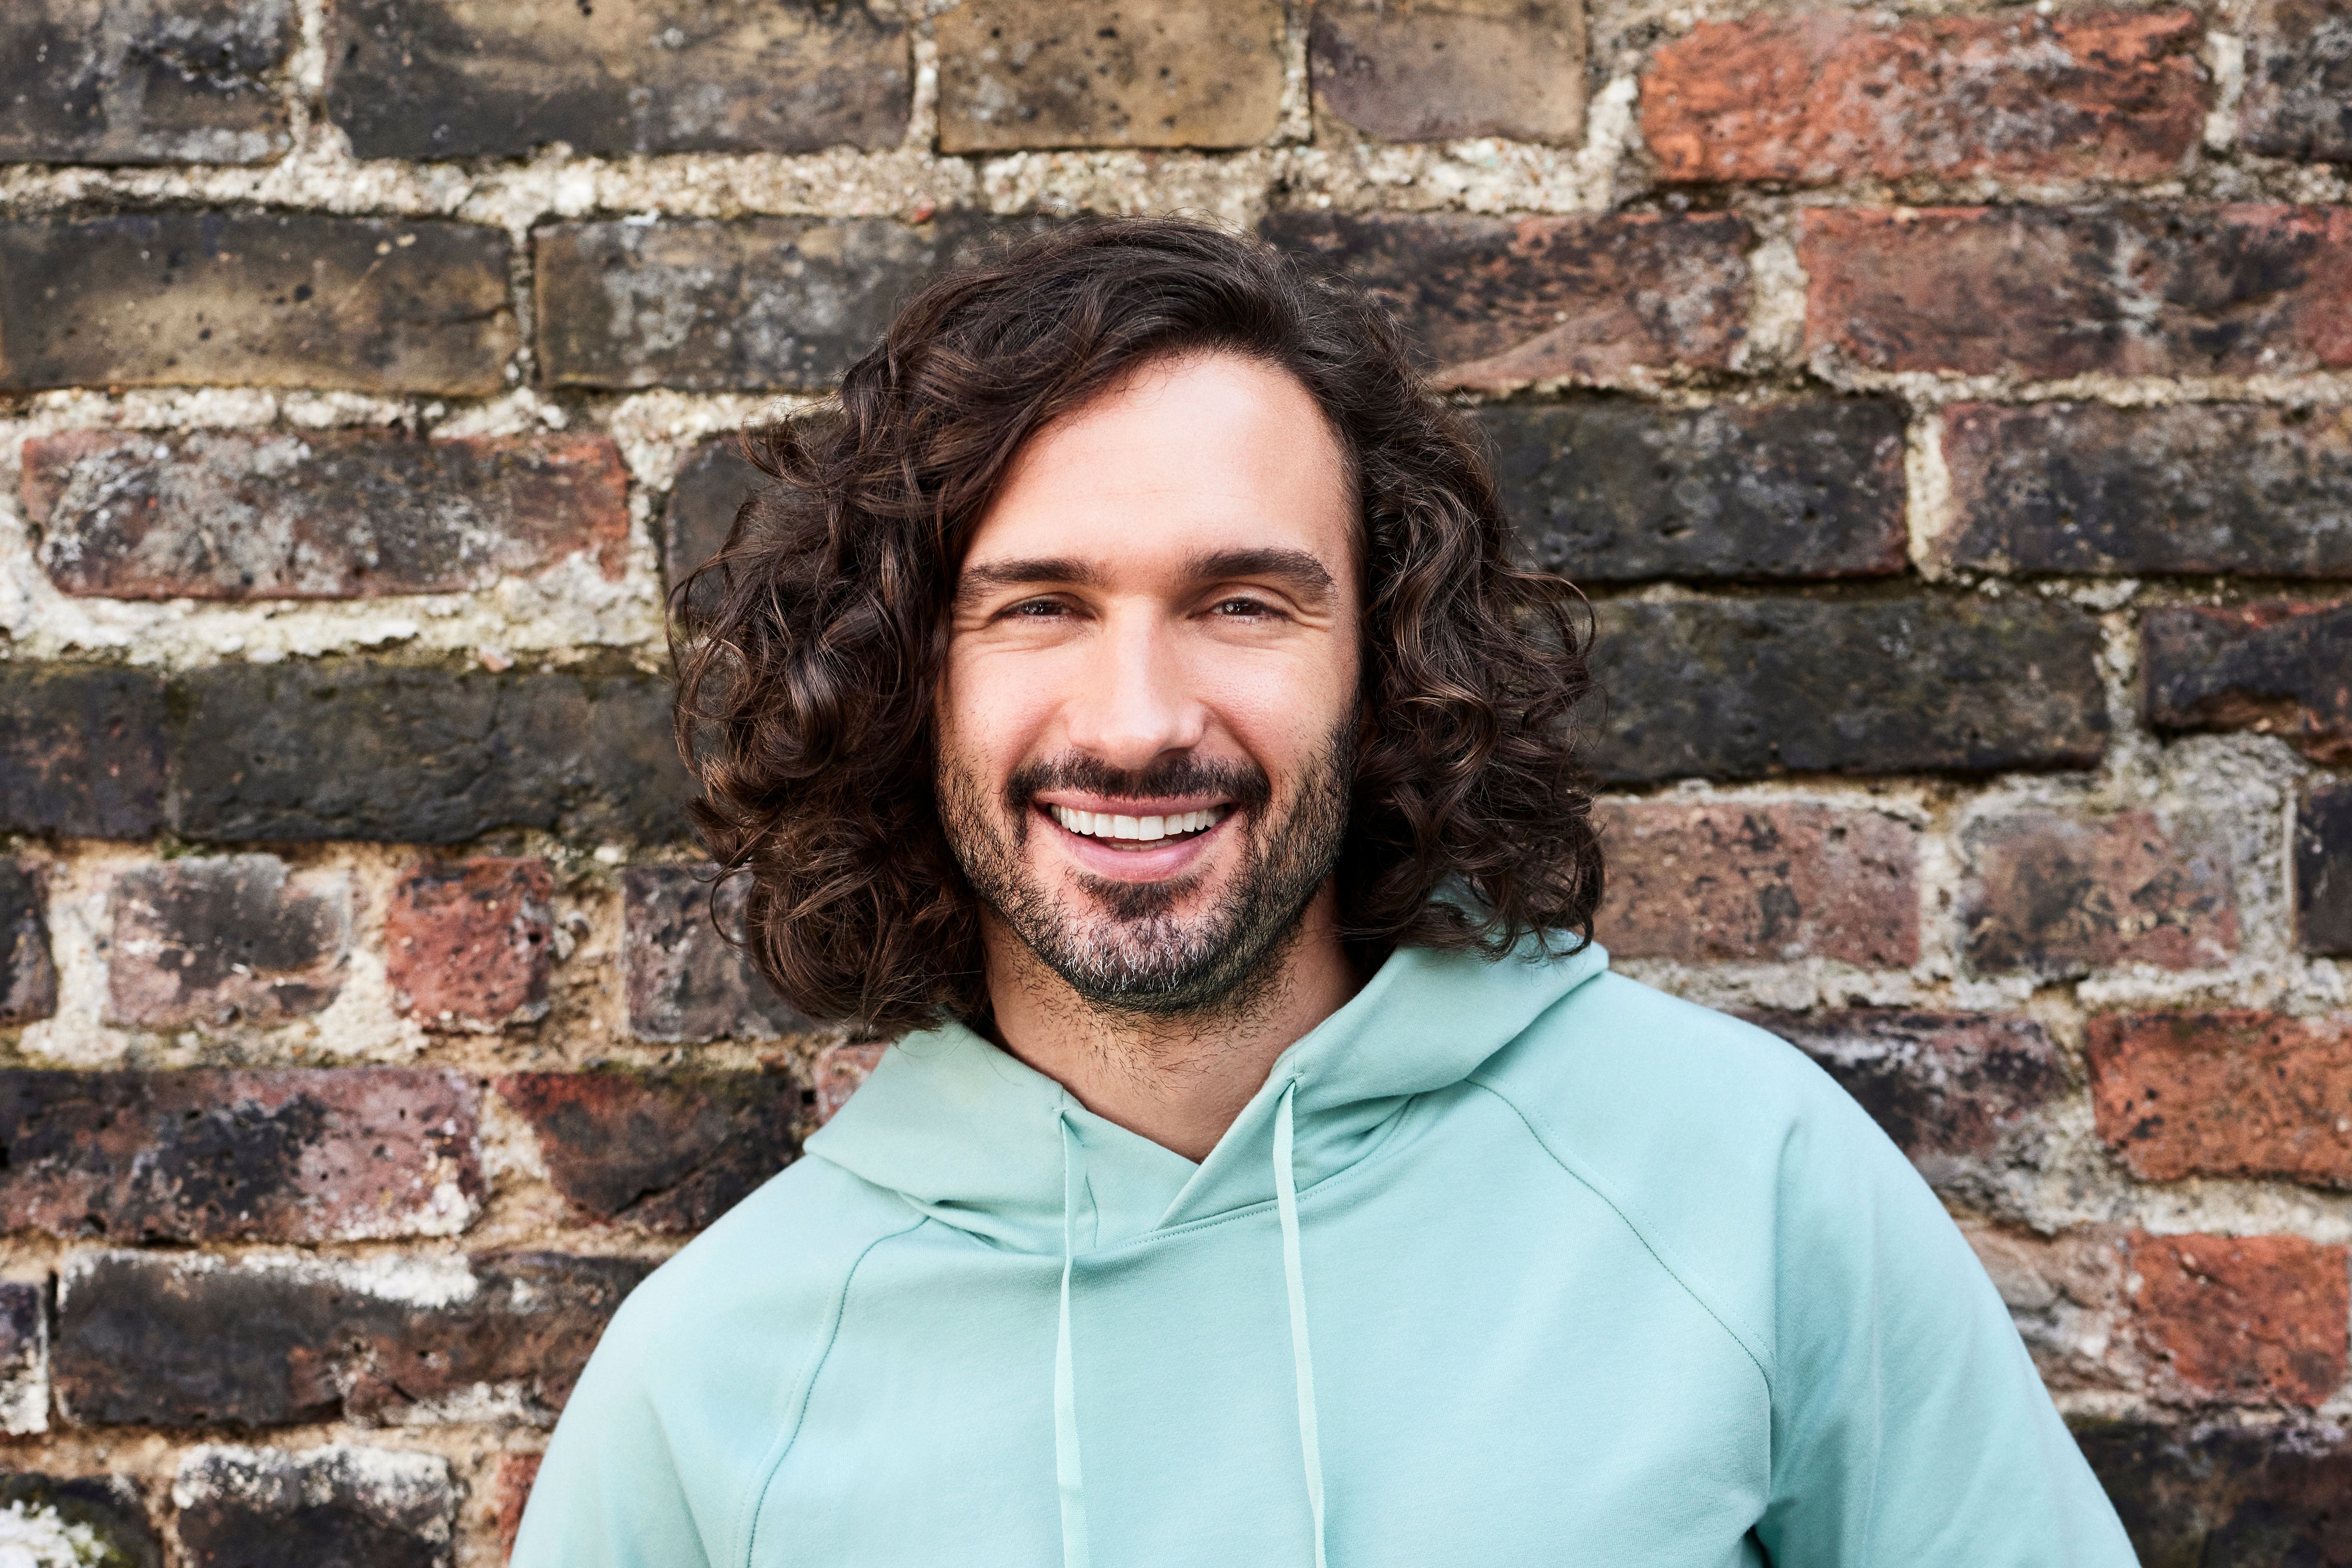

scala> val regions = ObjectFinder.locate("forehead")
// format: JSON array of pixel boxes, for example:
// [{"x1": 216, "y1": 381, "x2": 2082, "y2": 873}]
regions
[{"x1": 961, "y1": 351, "x2": 1355, "y2": 574}]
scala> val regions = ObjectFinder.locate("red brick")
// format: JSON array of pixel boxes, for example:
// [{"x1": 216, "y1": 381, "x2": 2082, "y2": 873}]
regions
[
  {"x1": 1643, "y1": 10, "x2": 2206, "y2": 186},
  {"x1": 0, "y1": 1066, "x2": 482, "y2": 1242},
  {"x1": 2241, "y1": 0, "x2": 2352, "y2": 164},
  {"x1": 813, "y1": 1042, "x2": 886, "y2": 1125},
  {"x1": 0, "y1": 859, "x2": 56, "y2": 1026},
  {"x1": 1960, "y1": 810, "x2": 2238, "y2": 978},
  {"x1": 496, "y1": 1069, "x2": 799, "y2": 1231},
  {"x1": 386, "y1": 858, "x2": 554, "y2": 1031},
  {"x1": 1262, "y1": 209, "x2": 1750, "y2": 391},
  {"x1": 175, "y1": 1444, "x2": 456, "y2": 1568},
  {"x1": 106, "y1": 856, "x2": 350, "y2": 1029},
  {"x1": 2088, "y1": 1011, "x2": 2352, "y2": 1186},
  {"x1": 1594, "y1": 800, "x2": 1918, "y2": 966},
  {"x1": 2142, "y1": 602, "x2": 2352, "y2": 764},
  {"x1": 1801, "y1": 206, "x2": 2352, "y2": 378},
  {"x1": 23, "y1": 430, "x2": 629, "y2": 601},
  {"x1": 2078, "y1": 1422, "x2": 2352, "y2": 1563},
  {"x1": 623, "y1": 867, "x2": 814, "y2": 1042},
  {"x1": 2126, "y1": 1232, "x2": 2349, "y2": 1407},
  {"x1": 1311, "y1": 0, "x2": 1585, "y2": 144},
  {"x1": 1751, "y1": 1012, "x2": 2061, "y2": 1161},
  {"x1": 496, "y1": 1453, "x2": 542, "y2": 1563},
  {"x1": 0, "y1": 664, "x2": 168, "y2": 839},
  {"x1": 1962, "y1": 1221, "x2": 2134, "y2": 1392}
]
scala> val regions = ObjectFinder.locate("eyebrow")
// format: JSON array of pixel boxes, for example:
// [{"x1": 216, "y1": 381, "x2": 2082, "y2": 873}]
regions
[{"x1": 953, "y1": 547, "x2": 1335, "y2": 609}]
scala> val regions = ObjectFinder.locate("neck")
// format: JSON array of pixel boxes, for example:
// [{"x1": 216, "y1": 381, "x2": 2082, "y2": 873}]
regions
[{"x1": 980, "y1": 886, "x2": 1360, "y2": 1162}]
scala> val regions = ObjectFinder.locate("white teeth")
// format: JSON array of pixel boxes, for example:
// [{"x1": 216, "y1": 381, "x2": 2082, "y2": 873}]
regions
[{"x1": 1051, "y1": 805, "x2": 1225, "y2": 841}]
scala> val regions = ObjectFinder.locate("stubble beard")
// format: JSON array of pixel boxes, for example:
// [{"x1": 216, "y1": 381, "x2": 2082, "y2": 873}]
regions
[{"x1": 937, "y1": 717, "x2": 1356, "y2": 1024}]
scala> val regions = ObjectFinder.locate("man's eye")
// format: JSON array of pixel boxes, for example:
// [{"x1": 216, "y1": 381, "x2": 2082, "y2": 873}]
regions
[
  {"x1": 1213, "y1": 597, "x2": 1272, "y2": 617},
  {"x1": 1008, "y1": 599, "x2": 1068, "y2": 617}
]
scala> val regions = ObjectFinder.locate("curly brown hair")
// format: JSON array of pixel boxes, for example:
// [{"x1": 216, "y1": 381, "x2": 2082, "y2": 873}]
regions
[{"x1": 672, "y1": 216, "x2": 1603, "y2": 1033}]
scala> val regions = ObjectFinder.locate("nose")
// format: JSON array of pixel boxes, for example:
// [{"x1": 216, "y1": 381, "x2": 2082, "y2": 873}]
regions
[{"x1": 1060, "y1": 602, "x2": 1208, "y2": 771}]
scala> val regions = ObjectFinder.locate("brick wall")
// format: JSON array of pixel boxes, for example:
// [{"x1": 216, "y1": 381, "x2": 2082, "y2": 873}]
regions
[{"x1": 0, "y1": 0, "x2": 2347, "y2": 1560}]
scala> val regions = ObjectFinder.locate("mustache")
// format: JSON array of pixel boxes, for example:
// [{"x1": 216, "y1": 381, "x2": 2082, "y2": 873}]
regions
[{"x1": 1002, "y1": 753, "x2": 1275, "y2": 817}]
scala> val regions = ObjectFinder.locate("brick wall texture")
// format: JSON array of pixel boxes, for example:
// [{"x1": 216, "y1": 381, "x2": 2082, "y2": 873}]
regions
[{"x1": 0, "y1": 0, "x2": 2347, "y2": 1560}]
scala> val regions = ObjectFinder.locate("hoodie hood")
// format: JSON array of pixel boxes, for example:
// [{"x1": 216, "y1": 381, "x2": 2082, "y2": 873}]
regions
[{"x1": 808, "y1": 937, "x2": 1611, "y2": 1253}]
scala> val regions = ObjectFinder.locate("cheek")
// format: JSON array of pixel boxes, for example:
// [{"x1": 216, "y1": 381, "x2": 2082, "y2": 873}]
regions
[{"x1": 938, "y1": 648, "x2": 1054, "y2": 778}]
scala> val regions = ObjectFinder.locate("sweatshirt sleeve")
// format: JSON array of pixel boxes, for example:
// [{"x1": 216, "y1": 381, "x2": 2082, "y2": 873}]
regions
[{"x1": 1751, "y1": 1084, "x2": 2136, "y2": 1568}]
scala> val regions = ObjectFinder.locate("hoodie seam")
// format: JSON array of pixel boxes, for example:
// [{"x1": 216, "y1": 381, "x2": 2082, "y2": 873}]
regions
[
  {"x1": 731, "y1": 1213, "x2": 929, "y2": 1568},
  {"x1": 1466, "y1": 1072, "x2": 1780, "y2": 1400}
]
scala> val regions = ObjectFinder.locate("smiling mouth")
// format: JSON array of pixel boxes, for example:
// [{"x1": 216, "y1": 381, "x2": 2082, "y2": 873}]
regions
[{"x1": 1048, "y1": 803, "x2": 1231, "y2": 846}]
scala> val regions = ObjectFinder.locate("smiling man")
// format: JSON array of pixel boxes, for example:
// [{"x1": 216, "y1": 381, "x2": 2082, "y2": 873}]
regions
[{"x1": 514, "y1": 220, "x2": 2133, "y2": 1567}]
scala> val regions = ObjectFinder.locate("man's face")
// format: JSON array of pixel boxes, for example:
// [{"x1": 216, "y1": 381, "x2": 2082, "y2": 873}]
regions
[{"x1": 937, "y1": 351, "x2": 1362, "y2": 1017}]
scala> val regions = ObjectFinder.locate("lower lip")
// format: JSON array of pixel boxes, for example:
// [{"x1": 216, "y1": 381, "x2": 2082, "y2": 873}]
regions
[{"x1": 1037, "y1": 807, "x2": 1234, "y2": 880}]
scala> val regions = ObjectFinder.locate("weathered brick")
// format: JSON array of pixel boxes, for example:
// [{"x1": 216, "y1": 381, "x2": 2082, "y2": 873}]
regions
[
  {"x1": 1642, "y1": 10, "x2": 2206, "y2": 186},
  {"x1": 2125, "y1": 1232, "x2": 2349, "y2": 1407},
  {"x1": 1963, "y1": 1222, "x2": 2135, "y2": 1392},
  {"x1": 2242, "y1": 0, "x2": 2352, "y2": 163},
  {"x1": 2142, "y1": 603, "x2": 2352, "y2": 763},
  {"x1": 535, "y1": 212, "x2": 1045, "y2": 392},
  {"x1": 0, "y1": 1068, "x2": 483, "y2": 1241},
  {"x1": 1261, "y1": 209, "x2": 1751, "y2": 391},
  {"x1": 1802, "y1": 206, "x2": 2352, "y2": 378},
  {"x1": 1310, "y1": 0, "x2": 1584, "y2": 144},
  {"x1": 0, "y1": 214, "x2": 517, "y2": 395},
  {"x1": 1593, "y1": 800, "x2": 1918, "y2": 965},
  {"x1": 22, "y1": 430, "x2": 630, "y2": 601},
  {"x1": 1482, "y1": 398, "x2": 1908, "y2": 582},
  {"x1": 496, "y1": 1069, "x2": 799, "y2": 1230},
  {"x1": 0, "y1": 1473, "x2": 160, "y2": 1568},
  {"x1": 1588, "y1": 598, "x2": 2109, "y2": 782},
  {"x1": 1939, "y1": 401, "x2": 2352, "y2": 577},
  {"x1": 495, "y1": 1453, "x2": 541, "y2": 1563},
  {"x1": 327, "y1": 0, "x2": 908, "y2": 161},
  {"x1": 0, "y1": 860, "x2": 57, "y2": 1026},
  {"x1": 813, "y1": 1041, "x2": 885, "y2": 1125},
  {"x1": 2088, "y1": 1010, "x2": 2352, "y2": 1187},
  {"x1": 56, "y1": 1249, "x2": 651, "y2": 1428},
  {"x1": 106, "y1": 856, "x2": 348, "y2": 1029},
  {"x1": 0, "y1": 0, "x2": 294, "y2": 166},
  {"x1": 2300, "y1": 780, "x2": 2352, "y2": 955},
  {"x1": 937, "y1": 0, "x2": 1284, "y2": 152},
  {"x1": 1960, "y1": 810, "x2": 2239, "y2": 978},
  {"x1": 622, "y1": 867, "x2": 814, "y2": 1042},
  {"x1": 1755, "y1": 1012, "x2": 2063, "y2": 1162},
  {"x1": 167, "y1": 660, "x2": 689, "y2": 844},
  {"x1": 173, "y1": 1445, "x2": 454, "y2": 1568},
  {"x1": 661, "y1": 434, "x2": 764, "y2": 602},
  {"x1": 386, "y1": 859, "x2": 553, "y2": 1031},
  {"x1": 0, "y1": 1280, "x2": 48, "y2": 1435},
  {"x1": 0, "y1": 664, "x2": 168, "y2": 838},
  {"x1": 2079, "y1": 1421, "x2": 2352, "y2": 1566}
]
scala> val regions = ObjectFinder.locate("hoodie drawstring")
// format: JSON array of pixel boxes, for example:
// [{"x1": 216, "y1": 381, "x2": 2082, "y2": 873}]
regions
[
  {"x1": 1274, "y1": 1080, "x2": 1329, "y2": 1568},
  {"x1": 1055, "y1": 1106, "x2": 1091, "y2": 1568}
]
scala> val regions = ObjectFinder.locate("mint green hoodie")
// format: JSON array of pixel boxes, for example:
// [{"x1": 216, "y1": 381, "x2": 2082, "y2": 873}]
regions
[{"x1": 514, "y1": 942, "x2": 2134, "y2": 1567}]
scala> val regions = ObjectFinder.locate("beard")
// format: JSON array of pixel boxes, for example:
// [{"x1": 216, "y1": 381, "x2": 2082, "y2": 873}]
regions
[{"x1": 937, "y1": 716, "x2": 1355, "y2": 1021}]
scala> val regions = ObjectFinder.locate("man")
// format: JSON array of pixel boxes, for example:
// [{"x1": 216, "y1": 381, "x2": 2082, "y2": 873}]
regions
[{"x1": 515, "y1": 219, "x2": 2134, "y2": 1567}]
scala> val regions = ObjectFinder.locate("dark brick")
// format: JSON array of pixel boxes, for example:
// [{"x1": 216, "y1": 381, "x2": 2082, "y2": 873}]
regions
[
  {"x1": 2126, "y1": 1232, "x2": 2349, "y2": 1407},
  {"x1": 385, "y1": 859, "x2": 553, "y2": 1030},
  {"x1": 1802, "y1": 206, "x2": 2352, "y2": 378},
  {"x1": 1310, "y1": 0, "x2": 1585, "y2": 144},
  {"x1": 535, "y1": 212, "x2": 1046, "y2": 392},
  {"x1": 1642, "y1": 10, "x2": 2207, "y2": 185},
  {"x1": 494, "y1": 1453, "x2": 541, "y2": 1563},
  {"x1": 105, "y1": 856, "x2": 348, "y2": 1029},
  {"x1": 0, "y1": 1281, "x2": 45, "y2": 1434},
  {"x1": 496, "y1": 1069, "x2": 799, "y2": 1230},
  {"x1": 2300, "y1": 780, "x2": 2352, "y2": 955},
  {"x1": 937, "y1": 0, "x2": 1284, "y2": 152},
  {"x1": 0, "y1": 214, "x2": 516, "y2": 395},
  {"x1": 1593, "y1": 800, "x2": 1919, "y2": 965},
  {"x1": 661, "y1": 434, "x2": 765, "y2": 602},
  {"x1": 1588, "y1": 597, "x2": 2110, "y2": 782},
  {"x1": 2142, "y1": 603, "x2": 2352, "y2": 763},
  {"x1": 2079, "y1": 1421, "x2": 2352, "y2": 1566},
  {"x1": 327, "y1": 0, "x2": 907, "y2": 161},
  {"x1": 1939, "y1": 401, "x2": 2352, "y2": 577},
  {"x1": 0, "y1": 664, "x2": 168, "y2": 838},
  {"x1": 1263, "y1": 209, "x2": 1750, "y2": 391},
  {"x1": 622, "y1": 867, "x2": 814, "y2": 1042},
  {"x1": 0, "y1": 0, "x2": 294, "y2": 166},
  {"x1": 0, "y1": 861, "x2": 57, "y2": 1026},
  {"x1": 2089, "y1": 1010, "x2": 2352, "y2": 1187},
  {"x1": 1483, "y1": 398, "x2": 1908, "y2": 582},
  {"x1": 1746, "y1": 1011, "x2": 2063, "y2": 1161},
  {"x1": 56, "y1": 1248, "x2": 651, "y2": 1428},
  {"x1": 2242, "y1": 0, "x2": 2352, "y2": 164},
  {"x1": 166, "y1": 660, "x2": 689, "y2": 844},
  {"x1": 1961, "y1": 810, "x2": 2239, "y2": 978},
  {"x1": 23, "y1": 430, "x2": 629, "y2": 601},
  {"x1": 0, "y1": 1067, "x2": 483, "y2": 1241},
  {"x1": 812, "y1": 1041, "x2": 884, "y2": 1125},
  {"x1": 0, "y1": 1474, "x2": 160, "y2": 1568},
  {"x1": 173, "y1": 1445, "x2": 454, "y2": 1568}
]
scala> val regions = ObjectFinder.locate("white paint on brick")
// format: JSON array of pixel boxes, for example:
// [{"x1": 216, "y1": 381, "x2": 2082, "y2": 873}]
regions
[{"x1": 0, "y1": 1498, "x2": 109, "y2": 1567}]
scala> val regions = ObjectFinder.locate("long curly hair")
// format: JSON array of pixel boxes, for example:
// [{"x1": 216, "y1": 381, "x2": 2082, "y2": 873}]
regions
[{"x1": 672, "y1": 217, "x2": 1603, "y2": 1033}]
